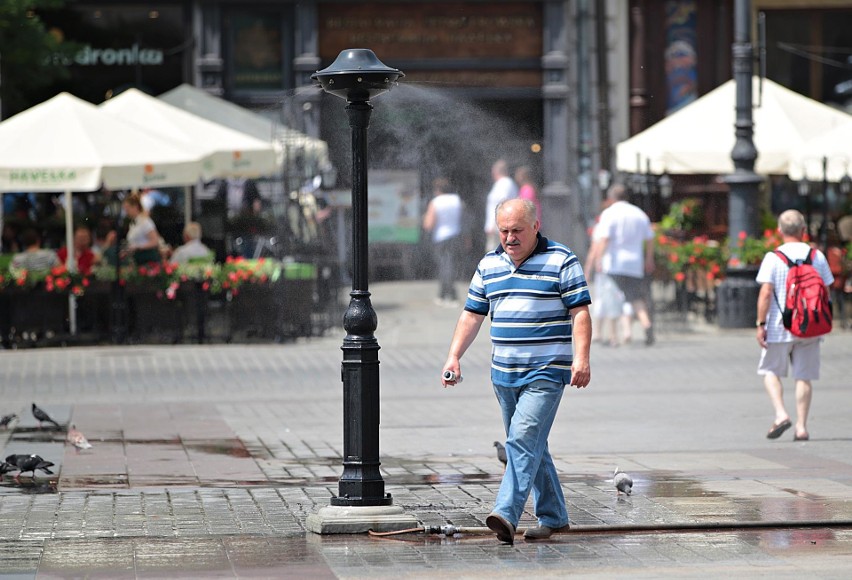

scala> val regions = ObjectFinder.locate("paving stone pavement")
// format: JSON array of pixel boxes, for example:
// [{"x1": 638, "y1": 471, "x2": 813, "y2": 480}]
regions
[{"x1": 0, "y1": 280, "x2": 851, "y2": 578}]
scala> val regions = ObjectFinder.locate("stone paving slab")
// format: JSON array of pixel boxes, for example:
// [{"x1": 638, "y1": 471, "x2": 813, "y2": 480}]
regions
[{"x1": 1, "y1": 529, "x2": 851, "y2": 578}]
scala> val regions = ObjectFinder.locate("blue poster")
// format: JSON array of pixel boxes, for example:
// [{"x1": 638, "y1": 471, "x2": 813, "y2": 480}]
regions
[{"x1": 665, "y1": 1, "x2": 698, "y2": 114}]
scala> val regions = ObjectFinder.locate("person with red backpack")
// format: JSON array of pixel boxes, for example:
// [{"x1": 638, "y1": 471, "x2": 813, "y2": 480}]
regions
[{"x1": 755, "y1": 210, "x2": 834, "y2": 442}]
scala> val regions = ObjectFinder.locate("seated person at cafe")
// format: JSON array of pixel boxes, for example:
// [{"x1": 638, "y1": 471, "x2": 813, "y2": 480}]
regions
[
  {"x1": 11, "y1": 228, "x2": 60, "y2": 271},
  {"x1": 170, "y1": 222, "x2": 212, "y2": 264},
  {"x1": 2, "y1": 223, "x2": 21, "y2": 254},
  {"x1": 57, "y1": 225, "x2": 96, "y2": 275},
  {"x1": 92, "y1": 220, "x2": 118, "y2": 266},
  {"x1": 122, "y1": 192, "x2": 162, "y2": 265}
]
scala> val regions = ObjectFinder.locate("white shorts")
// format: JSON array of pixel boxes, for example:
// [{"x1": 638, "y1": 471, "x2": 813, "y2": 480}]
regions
[{"x1": 757, "y1": 338, "x2": 822, "y2": 380}]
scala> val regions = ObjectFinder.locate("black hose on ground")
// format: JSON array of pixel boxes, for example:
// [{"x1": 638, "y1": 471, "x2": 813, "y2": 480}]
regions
[{"x1": 368, "y1": 519, "x2": 852, "y2": 538}]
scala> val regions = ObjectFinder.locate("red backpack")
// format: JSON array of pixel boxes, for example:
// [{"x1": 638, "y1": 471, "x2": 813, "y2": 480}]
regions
[{"x1": 772, "y1": 248, "x2": 832, "y2": 338}]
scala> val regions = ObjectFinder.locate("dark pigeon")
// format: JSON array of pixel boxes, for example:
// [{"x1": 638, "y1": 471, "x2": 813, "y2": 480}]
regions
[
  {"x1": 0, "y1": 413, "x2": 17, "y2": 429},
  {"x1": 0, "y1": 461, "x2": 16, "y2": 481},
  {"x1": 493, "y1": 441, "x2": 507, "y2": 467},
  {"x1": 5, "y1": 454, "x2": 30, "y2": 467},
  {"x1": 5, "y1": 454, "x2": 54, "y2": 483},
  {"x1": 31, "y1": 403, "x2": 61, "y2": 429}
]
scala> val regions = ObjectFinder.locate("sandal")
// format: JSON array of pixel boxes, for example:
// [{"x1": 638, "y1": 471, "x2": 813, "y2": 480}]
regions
[{"x1": 766, "y1": 418, "x2": 792, "y2": 439}]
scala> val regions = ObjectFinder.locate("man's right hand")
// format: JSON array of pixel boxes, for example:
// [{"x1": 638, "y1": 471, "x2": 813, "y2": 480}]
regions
[
  {"x1": 441, "y1": 358, "x2": 461, "y2": 388},
  {"x1": 756, "y1": 326, "x2": 768, "y2": 348}
]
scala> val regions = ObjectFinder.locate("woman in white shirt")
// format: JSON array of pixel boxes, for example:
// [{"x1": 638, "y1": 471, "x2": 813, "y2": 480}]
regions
[
  {"x1": 423, "y1": 177, "x2": 463, "y2": 305},
  {"x1": 122, "y1": 192, "x2": 162, "y2": 265}
]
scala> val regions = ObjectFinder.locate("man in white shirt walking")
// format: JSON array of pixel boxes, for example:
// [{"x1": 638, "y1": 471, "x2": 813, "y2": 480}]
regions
[
  {"x1": 595, "y1": 183, "x2": 656, "y2": 345},
  {"x1": 423, "y1": 177, "x2": 463, "y2": 305}
]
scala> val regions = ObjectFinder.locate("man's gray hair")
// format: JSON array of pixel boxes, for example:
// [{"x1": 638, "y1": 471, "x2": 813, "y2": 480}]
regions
[
  {"x1": 778, "y1": 209, "x2": 806, "y2": 236},
  {"x1": 183, "y1": 221, "x2": 203, "y2": 240},
  {"x1": 496, "y1": 198, "x2": 538, "y2": 225},
  {"x1": 606, "y1": 183, "x2": 628, "y2": 202},
  {"x1": 492, "y1": 159, "x2": 510, "y2": 177}
]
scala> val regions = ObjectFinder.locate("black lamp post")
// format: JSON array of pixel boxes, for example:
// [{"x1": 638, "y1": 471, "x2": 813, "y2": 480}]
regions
[
  {"x1": 726, "y1": 0, "x2": 762, "y2": 248},
  {"x1": 311, "y1": 49, "x2": 403, "y2": 508},
  {"x1": 820, "y1": 156, "x2": 829, "y2": 249},
  {"x1": 658, "y1": 172, "x2": 674, "y2": 202},
  {"x1": 798, "y1": 175, "x2": 812, "y2": 238},
  {"x1": 717, "y1": 0, "x2": 764, "y2": 329}
]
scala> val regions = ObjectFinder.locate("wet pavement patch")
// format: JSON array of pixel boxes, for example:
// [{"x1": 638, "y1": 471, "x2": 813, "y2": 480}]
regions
[
  {"x1": 185, "y1": 439, "x2": 253, "y2": 458},
  {"x1": 27, "y1": 536, "x2": 337, "y2": 578}
]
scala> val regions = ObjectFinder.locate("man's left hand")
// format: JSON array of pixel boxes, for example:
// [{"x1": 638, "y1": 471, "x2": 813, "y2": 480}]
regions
[{"x1": 570, "y1": 359, "x2": 590, "y2": 388}]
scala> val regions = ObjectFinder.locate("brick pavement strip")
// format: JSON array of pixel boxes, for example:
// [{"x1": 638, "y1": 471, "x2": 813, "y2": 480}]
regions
[{"x1": 0, "y1": 281, "x2": 852, "y2": 576}]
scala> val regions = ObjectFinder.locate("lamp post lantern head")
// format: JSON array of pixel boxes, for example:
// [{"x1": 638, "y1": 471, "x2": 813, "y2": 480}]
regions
[
  {"x1": 658, "y1": 172, "x2": 674, "y2": 199},
  {"x1": 839, "y1": 172, "x2": 852, "y2": 197},
  {"x1": 312, "y1": 49, "x2": 404, "y2": 102}
]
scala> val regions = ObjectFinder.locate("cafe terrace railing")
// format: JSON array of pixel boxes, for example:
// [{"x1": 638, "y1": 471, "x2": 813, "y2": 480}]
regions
[{"x1": 0, "y1": 257, "x2": 326, "y2": 347}]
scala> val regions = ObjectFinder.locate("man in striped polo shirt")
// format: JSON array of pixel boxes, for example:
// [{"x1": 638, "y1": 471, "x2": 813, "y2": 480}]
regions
[{"x1": 441, "y1": 198, "x2": 592, "y2": 544}]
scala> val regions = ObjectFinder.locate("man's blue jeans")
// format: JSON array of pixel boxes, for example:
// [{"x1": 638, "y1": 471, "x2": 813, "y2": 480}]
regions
[{"x1": 492, "y1": 379, "x2": 569, "y2": 529}]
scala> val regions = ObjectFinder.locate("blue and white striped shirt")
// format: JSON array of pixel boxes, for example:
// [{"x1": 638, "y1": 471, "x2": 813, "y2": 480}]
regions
[{"x1": 464, "y1": 234, "x2": 591, "y2": 387}]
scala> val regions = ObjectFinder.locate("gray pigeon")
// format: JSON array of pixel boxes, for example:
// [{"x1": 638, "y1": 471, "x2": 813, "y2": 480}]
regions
[
  {"x1": 493, "y1": 441, "x2": 507, "y2": 467},
  {"x1": 0, "y1": 413, "x2": 17, "y2": 429},
  {"x1": 613, "y1": 467, "x2": 633, "y2": 495}
]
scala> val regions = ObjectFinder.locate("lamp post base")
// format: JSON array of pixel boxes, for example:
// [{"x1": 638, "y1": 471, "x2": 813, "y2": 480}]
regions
[
  {"x1": 716, "y1": 266, "x2": 761, "y2": 328},
  {"x1": 306, "y1": 505, "x2": 419, "y2": 535}
]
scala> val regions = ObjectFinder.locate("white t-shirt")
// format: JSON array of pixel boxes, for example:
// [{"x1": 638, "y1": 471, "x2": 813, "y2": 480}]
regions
[
  {"x1": 755, "y1": 242, "x2": 834, "y2": 343},
  {"x1": 171, "y1": 239, "x2": 212, "y2": 264},
  {"x1": 430, "y1": 193, "x2": 463, "y2": 243},
  {"x1": 484, "y1": 176, "x2": 519, "y2": 234},
  {"x1": 598, "y1": 201, "x2": 654, "y2": 278},
  {"x1": 126, "y1": 215, "x2": 157, "y2": 249}
]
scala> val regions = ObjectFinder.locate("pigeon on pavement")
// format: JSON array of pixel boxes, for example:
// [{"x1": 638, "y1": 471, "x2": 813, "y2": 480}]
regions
[
  {"x1": 31, "y1": 403, "x2": 61, "y2": 429},
  {"x1": 0, "y1": 461, "x2": 17, "y2": 481},
  {"x1": 613, "y1": 467, "x2": 633, "y2": 495},
  {"x1": 0, "y1": 413, "x2": 17, "y2": 429},
  {"x1": 5, "y1": 454, "x2": 55, "y2": 483},
  {"x1": 66, "y1": 425, "x2": 93, "y2": 452},
  {"x1": 493, "y1": 441, "x2": 507, "y2": 467}
]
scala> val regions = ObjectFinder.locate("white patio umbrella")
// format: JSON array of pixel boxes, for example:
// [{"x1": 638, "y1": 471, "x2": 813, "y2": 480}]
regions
[
  {"x1": 616, "y1": 77, "x2": 852, "y2": 175},
  {"x1": 99, "y1": 88, "x2": 276, "y2": 180},
  {"x1": 788, "y1": 120, "x2": 852, "y2": 182},
  {"x1": 0, "y1": 92, "x2": 203, "y2": 333},
  {"x1": 101, "y1": 88, "x2": 277, "y2": 221},
  {"x1": 158, "y1": 83, "x2": 331, "y2": 174}
]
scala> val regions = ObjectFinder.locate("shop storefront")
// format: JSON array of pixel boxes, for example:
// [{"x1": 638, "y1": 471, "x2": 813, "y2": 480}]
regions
[{"x1": 40, "y1": 2, "x2": 190, "y2": 105}]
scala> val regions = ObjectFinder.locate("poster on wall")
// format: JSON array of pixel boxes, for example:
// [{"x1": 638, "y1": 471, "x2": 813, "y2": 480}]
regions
[
  {"x1": 231, "y1": 13, "x2": 283, "y2": 90},
  {"x1": 664, "y1": 0, "x2": 698, "y2": 115},
  {"x1": 367, "y1": 170, "x2": 420, "y2": 244}
]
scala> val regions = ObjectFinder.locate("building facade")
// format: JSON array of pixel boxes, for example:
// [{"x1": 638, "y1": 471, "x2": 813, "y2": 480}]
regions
[{"x1": 31, "y1": 0, "x2": 852, "y2": 254}]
